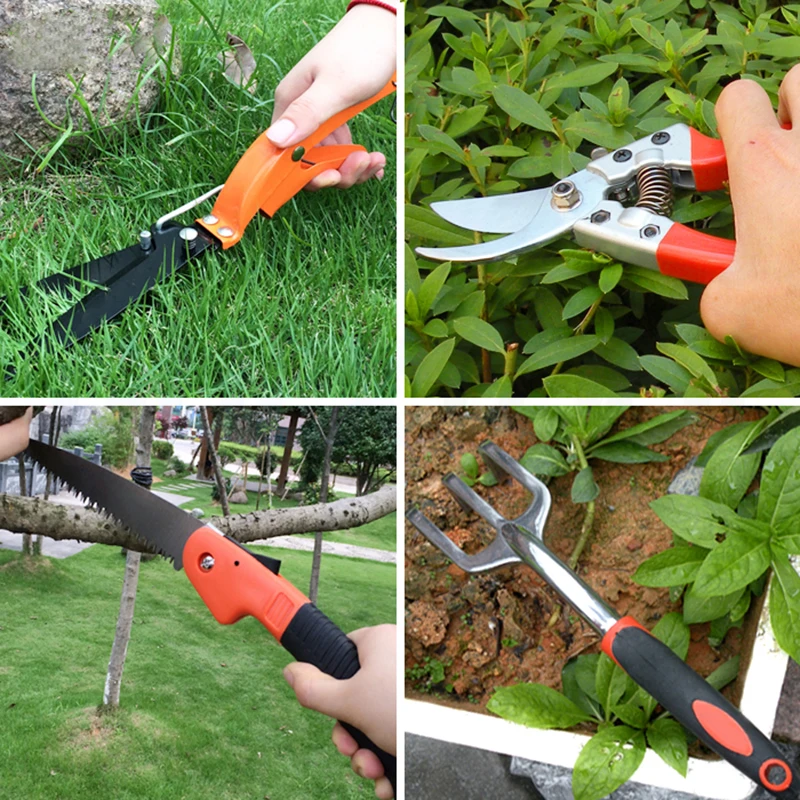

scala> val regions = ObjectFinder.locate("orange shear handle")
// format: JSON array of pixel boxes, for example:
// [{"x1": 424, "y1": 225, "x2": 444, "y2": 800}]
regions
[{"x1": 197, "y1": 74, "x2": 397, "y2": 249}]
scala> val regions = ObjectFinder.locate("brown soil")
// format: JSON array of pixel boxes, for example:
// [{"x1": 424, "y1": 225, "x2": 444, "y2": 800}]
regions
[{"x1": 405, "y1": 406, "x2": 764, "y2": 728}]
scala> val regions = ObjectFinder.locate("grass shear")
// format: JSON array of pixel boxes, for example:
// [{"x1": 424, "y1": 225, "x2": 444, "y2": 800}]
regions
[
  {"x1": 407, "y1": 441, "x2": 796, "y2": 798},
  {"x1": 417, "y1": 123, "x2": 738, "y2": 285},
  {"x1": 3, "y1": 77, "x2": 396, "y2": 351}
]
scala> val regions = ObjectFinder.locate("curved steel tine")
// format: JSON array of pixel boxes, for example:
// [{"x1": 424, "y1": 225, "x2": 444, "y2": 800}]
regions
[
  {"x1": 478, "y1": 442, "x2": 551, "y2": 539},
  {"x1": 442, "y1": 473, "x2": 506, "y2": 529},
  {"x1": 405, "y1": 508, "x2": 519, "y2": 573}
]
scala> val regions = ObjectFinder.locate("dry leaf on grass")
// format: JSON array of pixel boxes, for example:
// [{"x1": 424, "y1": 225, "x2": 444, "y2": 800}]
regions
[{"x1": 218, "y1": 33, "x2": 258, "y2": 94}]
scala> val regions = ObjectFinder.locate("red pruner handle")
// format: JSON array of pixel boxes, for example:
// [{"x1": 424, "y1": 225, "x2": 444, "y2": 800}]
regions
[
  {"x1": 603, "y1": 618, "x2": 796, "y2": 797},
  {"x1": 690, "y1": 128, "x2": 728, "y2": 192},
  {"x1": 656, "y1": 223, "x2": 735, "y2": 284}
]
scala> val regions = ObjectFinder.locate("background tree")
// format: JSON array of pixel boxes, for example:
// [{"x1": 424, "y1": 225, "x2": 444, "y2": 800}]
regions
[{"x1": 202, "y1": 407, "x2": 230, "y2": 516}]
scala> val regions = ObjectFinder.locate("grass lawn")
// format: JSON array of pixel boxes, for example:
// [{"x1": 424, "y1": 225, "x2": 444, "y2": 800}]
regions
[
  {"x1": 152, "y1": 459, "x2": 397, "y2": 551},
  {"x1": 0, "y1": 0, "x2": 396, "y2": 398},
  {"x1": 0, "y1": 544, "x2": 395, "y2": 799}
]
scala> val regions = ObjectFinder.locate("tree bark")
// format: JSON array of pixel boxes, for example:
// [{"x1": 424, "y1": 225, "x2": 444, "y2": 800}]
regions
[
  {"x1": 202, "y1": 407, "x2": 230, "y2": 517},
  {"x1": 309, "y1": 408, "x2": 340, "y2": 604},
  {"x1": 38, "y1": 406, "x2": 62, "y2": 556},
  {"x1": 0, "y1": 485, "x2": 396, "y2": 547},
  {"x1": 102, "y1": 406, "x2": 154, "y2": 710},
  {"x1": 17, "y1": 450, "x2": 32, "y2": 556},
  {"x1": 277, "y1": 411, "x2": 299, "y2": 493}
]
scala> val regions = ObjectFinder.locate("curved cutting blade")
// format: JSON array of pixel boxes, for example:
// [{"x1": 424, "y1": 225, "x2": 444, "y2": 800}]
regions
[
  {"x1": 429, "y1": 187, "x2": 550, "y2": 234},
  {"x1": 26, "y1": 439, "x2": 202, "y2": 570}
]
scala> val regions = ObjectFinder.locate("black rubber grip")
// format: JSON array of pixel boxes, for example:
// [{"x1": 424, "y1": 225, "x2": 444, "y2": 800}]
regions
[
  {"x1": 610, "y1": 625, "x2": 798, "y2": 797},
  {"x1": 281, "y1": 603, "x2": 397, "y2": 792}
]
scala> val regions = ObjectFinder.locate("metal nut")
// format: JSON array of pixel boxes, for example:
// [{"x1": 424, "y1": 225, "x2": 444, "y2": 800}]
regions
[
  {"x1": 139, "y1": 231, "x2": 153, "y2": 251},
  {"x1": 551, "y1": 180, "x2": 580, "y2": 210},
  {"x1": 641, "y1": 225, "x2": 660, "y2": 238},
  {"x1": 590, "y1": 147, "x2": 609, "y2": 161},
  {"x1": 200, "y1": 555, "x2": 215, "y2": 571},
  {"x1": 217, "y1": 227, "x2": 234, "y2": 238},
  {"x1": 590, "y1": 210, "x2": 611, "y2": 224},
  {"x1": 179, "y1": 227, "x2": 199, "y2": 250},
  {"x1": 651, "y1": 131, "x2": 671, "y2": 145},
  {"x1": 613, "y1": 149, "x2": 632, "y2": 162}
]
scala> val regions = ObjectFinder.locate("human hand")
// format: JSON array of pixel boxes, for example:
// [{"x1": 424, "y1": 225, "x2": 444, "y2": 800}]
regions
[
  {"x1": 283, "y1": 624, "x2": 396, "y2": 799},
  {"x1": 0, "y1": 407, "x2": 32, "y2": 461},
  {"x1": 267, "y1": 4, "x2": 396, "y2": 190},
  {"x1": 700, "y1": 67, "x2": 800, "y2": 366}
]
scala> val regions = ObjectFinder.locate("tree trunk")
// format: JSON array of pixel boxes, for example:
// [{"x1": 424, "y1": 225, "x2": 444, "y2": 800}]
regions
[
  {"x1": 18, "y1": 450, "x2": 32, "y2": 556},
  {"x1": 38, "y1": 406, "x2": 62, "y2": 556},
  {"x1": 309, "y1": 408, "x2": 340, "y2": 604},
  {"x1": 202, "y1": 407, "x2": 230, "y2": 516},
  {"x1": 102, "y1": 406, "x2": 154, "y2": 710},
  {"x1": 277, "y1": 411, "x2": 299, "y2": 493}
]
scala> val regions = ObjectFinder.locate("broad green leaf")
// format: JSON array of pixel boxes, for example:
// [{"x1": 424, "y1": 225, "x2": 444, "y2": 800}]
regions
[
  {"x1": 595, "y1": 337, "x2": 642, "y2": 371},
  {"x1": 487, "y1": 683, "x2": 593, "y2": 729},
  {"x1": 543, "y1": 374, "x2": 618, "y2": 398},
  {"x1": 683, "y1": 584, "x2": 745, "y2": 624},
  {"x1": 699, "y1": 422, "x2": 762, "y2": 508},
  {"x1": 586, "y1": 406, "x2": 628, "y2": 444},
  {"x1": 453, "y1": 316, "x2": 506, "y2": 354},
  {"x1": 599, "y1": 263, "x2": 623, "y2": 293},
  {"x1": 482, "y1": 375, "x2": 513, "y2": 397},
  {"x1": 692, "y1": 532, "x2": 771, "y2": 598},
  {"x1": 534, "y1": 407, "x2": 560, "y2": 442},
  {"x1": 520, "y1": 443, "x2": 570, "y2": 477},
  {"x1": 411, "y1": 338, "x2": 456, "y2": 397},
  {"x1": 595, "y1": 654, "x2": 629, "y2": 719},
  {"x1": 574, "y1": 654, "x2": 602, "y2": 702},
  {"x1": 589, "y1": 441, "x2": 669, "y2": 464},
  {"x1": 546, "y1": 62, "x2": 619, "y2": 92},
  {"x1": 516, "y1": 336, "x2": 600, "y2": 377},
  {"x1": 422, "y1": 319, "x2": 449, "y2": 338},
  {"x1": 407, "y1": 205, "x2": 475, "y2": 247},
  {"x1": 572, "y1": 466, "x2": 600, "y2": 503},
  {"x1": 599, "y1": 410, "x2": 693, "y2": 446},
  {"x1": 562, "y1": 657, "x2": 603, "y2": 719},
  {"x1": 622, "y1": 266, "x2": 688, "y2": 299},
  {"x1": 647, "y1": 718, "x2": 688, "y2": 777},
  {"x1": 417, "y1": 262, "x2": 451, "y2": 318},
  {"x1": 493, "y1": 84, "x2": 555, "y2": 132},
  {"x1": 651, "y1": 612, "x2": 690, "y2": 660},
  {"x1": 649, "y1": 494, "x2": 747, "y2": 549},
  {"x1": 769, "y1": 570, "x2": 800, "y2": 663},
  {"x1": 639, "y1": 355, "x2": 691, "y2": 394},
  {"x1": 758, "y1": 427, "x2": 800, "y2": 534},
  {"x1": 562, "y1": 286, "x2": 603, "y2": 320},
  {"x1": 705, "y1": 656, "x2": 740, "y2": 691},
  {"x1": 657, "y1": 342, "x2": 718, "y2": 387},
  {"x1": 633, "y1": 546, "x2": 707, "y2": 588},
  {"x1": 594, "y1": 306, "x2": 615, "y2": 344},
  {"x1": 612, "y1": 698, "x2": 648, "y2": 729},
  {"x1": 573, "y1": 726, "x2": 646, "y2": 800},
  {"x1": 461, "y1": 453, "x2": 479, "y2": 479}
]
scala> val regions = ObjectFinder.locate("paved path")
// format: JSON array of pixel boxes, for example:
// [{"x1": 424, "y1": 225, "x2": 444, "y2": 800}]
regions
[{"x1": 253, "y1": 535, "x2": 396, "y2": 564}]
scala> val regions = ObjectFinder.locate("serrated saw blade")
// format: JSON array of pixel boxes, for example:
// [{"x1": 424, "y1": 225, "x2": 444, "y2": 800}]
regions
[{"x1": 26, "y1": 439, "x2": 203, "y2": 570}]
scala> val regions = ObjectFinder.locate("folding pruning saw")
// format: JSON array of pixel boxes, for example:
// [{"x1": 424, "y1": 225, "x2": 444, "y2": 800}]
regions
[
  {"x1": 418, "y1": 123, "x2": 741, "y2": 285},
  {"x1": 26, "y1": 439, "x2": 396, "y2": 792},
  {"x1": 4, "y1": 76, "x2": 396, "y2": 350}
]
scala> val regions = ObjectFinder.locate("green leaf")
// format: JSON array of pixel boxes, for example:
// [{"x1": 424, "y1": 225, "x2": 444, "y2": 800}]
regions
[
  {"x1": 656, "y1": 342, "x2": 718, "y2": 387},
  {"x1": 453, "y1": 316, "x2": 506, "y2": 354},
  {"x1": 407, "y1": 205, "x2": 475, "y2": 247},
  {"x1": 769, "y1": 570, "x2": 800, "y2": 663},
  {"x1": 595, "y1": 337, "x2": 642, "y2": 372},
  {"x1": 622, "y1": 266, "x2": 688, "y2": 299},
  {"x1": 461, "y1": 453, "x2": 479, "y2": 479},
  {"x1": 520, "y1": 443, "x2": 571, "y2": 477},
  {"x1": 417, "y1": 262, "x2": 451, "y2": 318},
  {"x1": 572, "y1": 467, "x2": 600, "y2": 503},
  {"x1": 487, "y1": 683, "x2": 593, "y2": 729},
  {"x1": 692, "y1": 531, "x2": 771, "y2": 598},
  {"x1": 543, "y1": 374, "x2": 618, "y2": 398},
  {"x1": 422, "y1": 319, "x2": 449, "y2": 338},
  {"x1": 573, "y1": 726, "x2": 646, "y2": 800},
  {"x1": 705, "y1": 656, "x2": 740, "y2": 691},
  {"x1": 534, "y1": 407, "x2": 560, "y2": 442},
  {"x1": 647, "y1": 718, "x2": 688, "y2": 777},
  {"x1": 478, "y1": 470, "x2": 499, "y2": 486},
  {"x1": 482, "y1": 375, "x2": 514, "y2": 397},
  {"x1": 651, "y1": 611, "x2": 690, "y2": 660},
  {"x1": 562, "y1": 657, "x2": 603, "y2": 719},
  {"x1": 639, "y1": 355, "x2": 691, "y2": 394},
  {"x1": 599, "y1": 410, "x2": 693, "y2": 446},
  {"x1": 411, "y1": 338, "x2": 456, "y2": 397},
  {"x1": 562, "y1": 286, "x2": 603, "y2": 320},
  {"x1": 493, "y1": 84, "x2": 555, "y2": 132},
  {"x1": 683, "y1": 584, "x2": 745, "y2": 624},
  {"x1": 516, "y1": 336, "x2": 600, "y2": 377},
  {"x1": 599, "y1": 263, "x2": 623, "y2": 293},
  {"x1": 546, "y1": 62, "x2": 619, "y2": 92},
  {"x1": 649, "y1": 494, "x2": 747, "y2": 549},
  {"x1": 758, "y1": 427, "x2": 800, "y2": 533},
  {"x1": 589, "y1": 441, "x2": 669, "y2": 464},
  {"x1": 595, "y1": 654, "x2": 629, "y2": 719},
  {"x1": 633, "y1": 546, "x2": 707, "y2": 587},
  {"x1": 699, "y1": 422, "x2": 762, "y2": 508}
]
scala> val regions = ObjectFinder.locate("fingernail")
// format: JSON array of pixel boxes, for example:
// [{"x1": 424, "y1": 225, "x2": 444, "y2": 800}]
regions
[
  {"x1": 283, "y1": 666, "x2": 295, "y2": 687},
  {"x1": 267, "y1": 118, "x2": 296, "y2": 146},
  {"x1": 355, "y1": 765, "x2": 365, "y2": 778}
]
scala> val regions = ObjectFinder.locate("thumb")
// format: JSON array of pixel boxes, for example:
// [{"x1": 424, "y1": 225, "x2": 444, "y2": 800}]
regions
[
  {"x1": 266, "y1": 79, "x2": 347, "y2": 148},
  {"x1": 284, "y1": 661, "x2": 353, "y2": 721}
]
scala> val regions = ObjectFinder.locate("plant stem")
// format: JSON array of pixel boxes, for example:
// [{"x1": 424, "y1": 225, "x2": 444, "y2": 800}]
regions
[
  {"x1": 478, "y1": 261, "x2": 492, "y2": 383},
  {"x1": 504, "y1": 343, "x2": 518, "y2": 377},
  {"x1": 568, "y1": 434, "x2": 596, "y2": 570},
  {"x1": 550, "y1": 296, "x2": 604, "y2": 377}
]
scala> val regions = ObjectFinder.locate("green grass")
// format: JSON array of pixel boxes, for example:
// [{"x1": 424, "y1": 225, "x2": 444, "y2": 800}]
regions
[
  {"x1": 0, "y1": 544, "x2": 395, "y2": 799},
  {"x1": 0, "y1": 0, "x2": 396, "y2": 398},
  {"x1": 152, "y1": 461, "x2": 397, "y2": 551}
]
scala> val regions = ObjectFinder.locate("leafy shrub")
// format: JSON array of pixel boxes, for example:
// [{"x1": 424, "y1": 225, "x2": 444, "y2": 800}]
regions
[
  {"x1": 166, "y1": 455, "x2": 188, "y2": 476},
  {"x1": 405, "y1": 0, "x2": 800, "y2": 397},
  {"x1": 216, "y1": 445, "x2": 238, "y2": 467},
  {"x1": 59, "y1": 408, "x2": 135, "y2": 468},
  {"x1": 211, "y1": 477, "x2": 232, "y2": 502},
  {"x1": 152, "y1": 440, "x2": 174, "y2": 461},
  {"x1": 254, "y1": 446, "x2": 302, "y2": 476}
]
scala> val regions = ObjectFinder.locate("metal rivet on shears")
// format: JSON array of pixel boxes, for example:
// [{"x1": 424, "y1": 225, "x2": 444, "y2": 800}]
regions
[
  {"x1": 139, "y1": 230, "x2": 153, "y2": 251},
  {"x1": 551, "y1": 180, "x2": 580, "y2": 210},
  {"x1": 202, "y1": 214, "x2": 218, "y2": 225},
  {"x1": 217, "y1": 227, "x2": 234, "y2": 238},
  {"x1": 179, "y1": 227, "x2": 199, "y2": 250},
  {"x1": 613, "y1": 149, "x2": 632, "y2": 162},
  {"x1": 292, "y1": 147, "x2": 305, "y2": 162},
  {"x1": 651, "y1": 131, "x2": 671, "y2": 145},
  {"x1": 591, "y1": 210, "x2": 611, "y2": 224},
  {"x1": 200, "y1": 555, "x2": 215, "y2": 571},
  {"x1": 641, "y1": 225, "x2": 660, "y2": 238}
]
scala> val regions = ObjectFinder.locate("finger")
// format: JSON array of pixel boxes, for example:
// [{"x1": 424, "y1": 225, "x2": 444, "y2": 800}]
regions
[
  {"x1": 271, "y1": 64, "x2": 313, "y2": 124},
  {"x1": 778, "y1": 63, "x2": 800, "y2": 127},
  {"x1": 306, "y1": 169, "x2": 342, "y2": 192},
  {"x1": 283, "y1": 662, "x2": 353, "y2": 720},
  {"x1": 332, "y1": 722, "x2": 358, "y2": 757},
  {"x1": 335, "y1": 152, "x2": 374, "y2": 189},
  {"x1": 374, "y1": 776, "x2": 394, "y2": 800},
  {"x1": 716, "y1": 78, "x2": 779, "y2": 151},
  {"x1": 351, "y1": 748, "x2": 384, "y2": 781},
  {"x1": 267, "y1": 77, "x2": 351, "y2": 148}
]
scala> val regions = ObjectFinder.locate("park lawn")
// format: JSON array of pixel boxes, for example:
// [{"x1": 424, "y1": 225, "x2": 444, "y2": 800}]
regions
[
  {"x1": 0, "y1": 0, "x2": 396, "y2": 398},
  {"x1": 0, "y1": 544, "x2": 395, "y2": 800}
]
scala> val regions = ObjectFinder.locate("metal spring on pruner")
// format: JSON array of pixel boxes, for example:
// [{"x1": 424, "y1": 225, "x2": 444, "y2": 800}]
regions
[{"x1": 635, "y1": 164, "x2": 673, "y2": 216}]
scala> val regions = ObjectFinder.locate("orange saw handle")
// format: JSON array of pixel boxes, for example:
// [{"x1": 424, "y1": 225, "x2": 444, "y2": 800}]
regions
[{"x1": 197, "y1": 74, "x2": 396, "y2": 249}]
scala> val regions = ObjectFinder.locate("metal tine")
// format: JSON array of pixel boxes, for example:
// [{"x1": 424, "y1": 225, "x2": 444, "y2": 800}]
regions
[
  {"x1": 442, "y1": 472, "x2": 506, "y2": 529},
  {"x1": 478, "y1": 441, "x2": 551, "y2": 539}
]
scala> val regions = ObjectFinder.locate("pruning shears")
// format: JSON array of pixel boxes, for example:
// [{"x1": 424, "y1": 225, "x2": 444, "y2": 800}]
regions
[
  {"x1": 26, "y1": 439, "x2": 396, "y2": 792},
  {"x1": 417, "y1": 123, "x2": 740, "y2": 285},
  {"x1": 406, "y1": 442, "x2": 797, "y2": 798},
  {"x1": 5, "y1": 77, "x2": 396, "y2": 350}
]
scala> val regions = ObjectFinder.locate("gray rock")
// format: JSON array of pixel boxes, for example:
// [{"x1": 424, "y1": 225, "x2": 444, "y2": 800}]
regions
[
  {"x1": 229, "y1": 490, "x2": 248, "y2": 504},
  {"x1": 0, "y1": 0, "x2": 175, "y2": 160},
  {"x1": 190, "y1": 508, "x2": 204, "y2": 519},
  {"x1": 667, "y1": 456, "x2": 704, "y2": 497},
  {"x1": 163, "y1": 469, "x2": 177, "y2": 477}
]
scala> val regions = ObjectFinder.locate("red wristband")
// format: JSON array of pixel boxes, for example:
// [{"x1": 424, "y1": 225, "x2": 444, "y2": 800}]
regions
[{"x1": 347, "y1": 0, "x2": 399, "y2": 14}]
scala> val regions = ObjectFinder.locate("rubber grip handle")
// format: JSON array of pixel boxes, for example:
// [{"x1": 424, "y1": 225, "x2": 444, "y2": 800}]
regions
[
  {"x1": 656, "y1": 222, "x2": 735, "y2": 284},
  {"x1": 603, "y1": 619, "x2": 797, "y2": 797},
  {"x1": 690, "y1": 127, "x2": 728, "y2": 192},
  {"x1": 281, "y1": 604, "x2": 397, "y2": 792}
]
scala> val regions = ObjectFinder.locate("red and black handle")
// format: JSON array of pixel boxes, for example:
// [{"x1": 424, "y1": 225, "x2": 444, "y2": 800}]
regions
[
  {"x1": 603, "y1": 618, "x2": 796, "y2": 797},
  {"x1": 183, "y1": 526, "x2": 396, "y2": 792}
]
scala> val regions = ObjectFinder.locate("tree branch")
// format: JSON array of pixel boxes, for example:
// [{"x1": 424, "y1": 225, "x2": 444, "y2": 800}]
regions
[{"x1": 0, "y1": 485, "x2": 396, "y2": 550}]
